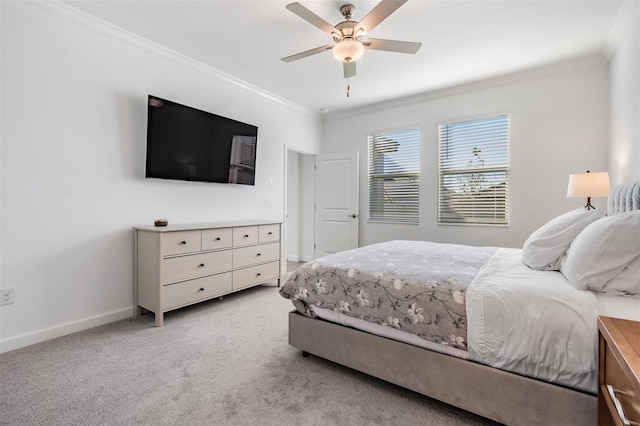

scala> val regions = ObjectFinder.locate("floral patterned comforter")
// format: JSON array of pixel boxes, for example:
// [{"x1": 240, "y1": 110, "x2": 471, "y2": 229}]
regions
[{"x1": 279, "y1": 240, "x2": 496, "y2": 350}]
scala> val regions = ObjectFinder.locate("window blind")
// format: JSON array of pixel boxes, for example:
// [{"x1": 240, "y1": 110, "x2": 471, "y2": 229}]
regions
[
  {"x1": 368, "y1": 128, "x2": 420, "y2": 223},
  {"x1": 438, "y1": 115, "x2": 509, "y2": 225}
]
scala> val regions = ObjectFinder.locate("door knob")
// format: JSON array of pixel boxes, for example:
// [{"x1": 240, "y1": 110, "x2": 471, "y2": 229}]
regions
[{"x1": 348, "y1": 214, "x2": 357, "y2": 218}]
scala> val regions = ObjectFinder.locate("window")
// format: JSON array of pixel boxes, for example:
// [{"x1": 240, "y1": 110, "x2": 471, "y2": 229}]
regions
[
  {"x1": 438, "y1": 114, "x2": 510, "y2": 225},
  {"x1": 368, "y1": 128, "x2": 420, "y2": 223}
]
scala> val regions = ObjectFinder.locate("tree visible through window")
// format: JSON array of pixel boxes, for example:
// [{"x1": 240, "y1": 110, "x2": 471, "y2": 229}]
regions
[
  {"x1": 368, "y1": 128, "x2": 420, "y2": 223},
  {"x1": 438, "y1": 115, "x2": 510, "y2": 225}
]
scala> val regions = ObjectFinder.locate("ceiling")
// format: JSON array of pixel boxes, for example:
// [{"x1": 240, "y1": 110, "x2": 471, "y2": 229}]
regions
[{"x1": 62, "y1": 0, "x2": 624, "y2": 114}]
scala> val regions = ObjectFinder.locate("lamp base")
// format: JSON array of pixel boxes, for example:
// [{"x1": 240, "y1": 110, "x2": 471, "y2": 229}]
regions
[{"x1": 584, "y1": 196, "x2": 596, "y2": 210}]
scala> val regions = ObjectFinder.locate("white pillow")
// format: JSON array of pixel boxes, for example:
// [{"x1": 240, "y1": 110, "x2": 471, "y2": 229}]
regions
[
  {"x1": 560, "y1": 210, "x2": 640, "y2": 294},
  {"x1": 601, "y1": 256, "x2": 640, "y2": 295},
  {"x1": 521, "y1": 207, "x2": 605, "y2": 270}
]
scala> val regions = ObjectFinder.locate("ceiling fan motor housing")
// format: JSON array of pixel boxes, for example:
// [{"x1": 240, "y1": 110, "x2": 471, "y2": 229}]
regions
[{"x1": 333, "y1": 20, "x2": 360, "y2": 42}]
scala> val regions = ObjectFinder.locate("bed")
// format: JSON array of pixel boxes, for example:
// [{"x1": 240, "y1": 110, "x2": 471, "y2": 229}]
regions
[{"x1": 279, "y1": 181, "x2": 640, "y2": 425}]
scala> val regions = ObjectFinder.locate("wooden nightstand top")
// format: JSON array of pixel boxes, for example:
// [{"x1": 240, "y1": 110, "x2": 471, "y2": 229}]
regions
[{"x1": 598, "y1": 316, "x2": 640, "y2": 391}]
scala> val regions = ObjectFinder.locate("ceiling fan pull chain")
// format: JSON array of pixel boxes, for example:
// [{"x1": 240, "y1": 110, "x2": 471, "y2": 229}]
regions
[{"x1": 346, "y1": 78, "x2": 351, "y2": 98}]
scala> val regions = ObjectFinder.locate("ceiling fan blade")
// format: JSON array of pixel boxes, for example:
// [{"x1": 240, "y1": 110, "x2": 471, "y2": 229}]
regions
[
  {"x1": 343, "y1": 61, "x2": 356, "y2": 78},
  {"x1": 363, "y1": 38, "x2": 421, "y2": 54},
  {"x1": 286, "y1": 2, "x2": 338, "y2": 36},
  {"x1": 281, "y1": 45, "x2": 333, "y2": 62},
  {"x1": 354, "y1": 0, "x2": 408, "y2": 34}
]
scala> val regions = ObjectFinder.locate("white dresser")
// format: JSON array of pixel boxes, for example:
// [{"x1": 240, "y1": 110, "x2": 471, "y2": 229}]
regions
[{"x1": 134, "y1": 220, "x2": 282, "y2": 326}]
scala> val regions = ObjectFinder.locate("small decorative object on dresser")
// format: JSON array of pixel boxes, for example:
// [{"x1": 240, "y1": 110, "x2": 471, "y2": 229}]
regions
[
  {"x1": 134, "y1": 220, "x2": 281, "y2": 326},
  {"x1": 597, "y1": 316, "x2": 640, "y2": 426}
]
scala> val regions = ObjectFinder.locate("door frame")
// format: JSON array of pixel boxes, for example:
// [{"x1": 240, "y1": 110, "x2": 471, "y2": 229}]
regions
[{"x1": 283, "y1": 145, "x2": 316, "y2": 276}]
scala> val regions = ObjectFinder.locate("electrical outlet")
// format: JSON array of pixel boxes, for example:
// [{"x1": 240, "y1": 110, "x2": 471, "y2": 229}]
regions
[{"x1": 1, "y1": 288, "x2": 15, "y2": 305}]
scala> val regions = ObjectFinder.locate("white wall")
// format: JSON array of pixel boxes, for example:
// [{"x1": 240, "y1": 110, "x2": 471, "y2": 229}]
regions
[
  {"x1": 608, "y1": 2, "x2": 640, "y2": 185},
  {"x1": 323, "y1": 57, "x2": 610, "y2": 249},
  {"x1": 0, "y1": 2, "x2": 322, "y2": 352}
]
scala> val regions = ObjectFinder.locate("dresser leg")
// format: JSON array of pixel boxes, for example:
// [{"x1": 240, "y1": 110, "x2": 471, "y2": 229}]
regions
[{"x1": 155, "y1": 312, "x2": 163, "y2": 327}]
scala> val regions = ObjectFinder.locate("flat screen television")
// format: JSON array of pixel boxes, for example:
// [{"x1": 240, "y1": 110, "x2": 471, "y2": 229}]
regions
[{"x1": 145, "y1": 95, "x2": 258, "y2": 185}]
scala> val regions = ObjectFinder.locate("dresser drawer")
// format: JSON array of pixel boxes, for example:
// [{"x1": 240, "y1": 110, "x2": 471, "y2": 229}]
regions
[
  {"x1": 162, "y1": 230, "x2": 201, "y2": 256},
  {"x1": 161, "y1": 250, "x2": 232, "y2": 284},
  {"x1": 162, "y1": 272, "x2": 232, "y2": 310},
  {"x1": 202, "y1": 228, "x2": 233, "y2": 251},
  {"x1": 233, "y1": 261, "x2": 280, "y2": 290},
  {"x1": 233, "y1": 242, "x2": 280, "y2": 268},
  {"x1": 258, "y1": 224, "x2": 280, "y2": 243},
  {"x1": 233, "y1": 226, "x2": 258, "y2": 246},
  {"x1": 603, "y1": 345, "x2": 640, "y2": 423}
]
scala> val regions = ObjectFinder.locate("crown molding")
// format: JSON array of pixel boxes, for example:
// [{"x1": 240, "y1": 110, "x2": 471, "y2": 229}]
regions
[
  {"x1": 324, "y1": 54, "x2": 607, "y2": 122},
  {"x1": 33, "y1": 1, "x2": 321, "y2": 121}
]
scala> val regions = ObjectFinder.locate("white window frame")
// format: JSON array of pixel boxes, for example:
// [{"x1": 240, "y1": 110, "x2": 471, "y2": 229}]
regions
[
  {"x1": 438, "y1": 114, "x2": 510, "y2": 226},
  {"x1": 367, "y1": 127, "x2": 421, "y2": 224}
]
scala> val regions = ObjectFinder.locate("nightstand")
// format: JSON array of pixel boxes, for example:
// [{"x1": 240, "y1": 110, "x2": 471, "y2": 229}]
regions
[{"x1": 597, "y1": 316, "x2": 640, "y2": 426}]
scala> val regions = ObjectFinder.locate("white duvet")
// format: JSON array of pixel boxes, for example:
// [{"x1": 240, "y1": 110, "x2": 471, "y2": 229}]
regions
[{"x1": 467, "y1": 248, "x2": 599, "y2": 393}]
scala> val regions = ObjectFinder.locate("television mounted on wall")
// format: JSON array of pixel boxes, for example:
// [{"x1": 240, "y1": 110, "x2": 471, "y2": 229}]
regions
[{"x1": 145, "y1": 95, "x2": 258, "y2": 185}]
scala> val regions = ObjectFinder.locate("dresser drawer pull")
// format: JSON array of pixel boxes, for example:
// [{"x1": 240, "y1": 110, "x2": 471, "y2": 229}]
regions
[
  {"x1": 256, "y1": 273, "x2": 262, "y2": 277},
  {"x1": 243, "y1": 234, "x2": 249, "y2": 238},
  {"x1": 180, "y1": 241, "x2": 187, "y2": 245},
  {"x1": 606, "y1": 385, "x2": 636, "y2": 426},
  {"x1": 199, "y1": 263, "x2": 205, "y2": 267},
  {"x1": 198, "y1": 287, "x2": 204, "y2": 292},
  {"x1": 256, "y1": 253, "x2": 261, "y2": 257},
  {"x1": 215, "y1": 237, "x2": 221, "y2": 241},
  {"x1": 267, "y1": 231, "x2": 273, "y2": 235}
]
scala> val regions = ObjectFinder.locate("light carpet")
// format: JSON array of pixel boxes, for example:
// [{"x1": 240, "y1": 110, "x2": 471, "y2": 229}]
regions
[{"x1": 0, "y1": 284, "x2": 499, "y2": 426}]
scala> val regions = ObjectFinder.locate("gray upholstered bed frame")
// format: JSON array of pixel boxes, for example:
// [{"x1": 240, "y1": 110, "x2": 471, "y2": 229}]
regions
[
  {"x1": 287, "y1": 181, "x2": 640, "y2": 426},
  {"x1": 289, "y1": 311, "x2": 595, "y2": 425}
]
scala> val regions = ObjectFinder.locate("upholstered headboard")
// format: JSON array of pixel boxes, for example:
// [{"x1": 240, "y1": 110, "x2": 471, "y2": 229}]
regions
[{"x1": 607, "y1": 181, "x2": 640, "y2": 214}]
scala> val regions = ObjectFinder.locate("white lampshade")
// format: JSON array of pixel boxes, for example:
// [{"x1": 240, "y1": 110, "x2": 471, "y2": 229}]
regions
[
  {"x1": 332, "y1": 39, "x2": 364, "y2": 63},
  {"x1": 566, "y1": 171, "x2": 610, "y2": 198}
]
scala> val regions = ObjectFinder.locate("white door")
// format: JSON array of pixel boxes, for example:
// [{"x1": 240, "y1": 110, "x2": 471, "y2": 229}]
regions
[{"x1": 315, "y1": 152, "x2": 359, "y2": 257}]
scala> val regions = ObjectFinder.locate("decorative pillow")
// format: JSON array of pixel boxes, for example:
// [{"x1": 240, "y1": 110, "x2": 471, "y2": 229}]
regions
[
  {"x1": 560, "y1": 210, "x2": 640, "y2": 294},
  {"x1": 521, "y1": 207, "x2": 605, "y2": 270}
]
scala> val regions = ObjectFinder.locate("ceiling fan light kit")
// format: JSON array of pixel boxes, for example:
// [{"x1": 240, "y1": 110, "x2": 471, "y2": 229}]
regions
[
  {"x1": 332, "y1": 39, "x2": 364, "y2": 63},
  {"x1": 282, "y1": 0, "x2": 421, "y2": 96}
]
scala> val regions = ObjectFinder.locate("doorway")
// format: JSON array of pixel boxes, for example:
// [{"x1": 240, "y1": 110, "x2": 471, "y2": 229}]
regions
[{"x1": 285, "y1": 149, "x2": 316, "y2": 271}]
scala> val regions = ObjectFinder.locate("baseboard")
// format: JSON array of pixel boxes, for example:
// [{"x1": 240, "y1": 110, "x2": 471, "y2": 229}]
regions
[{"x1": 0, "y1": 307, "x2": 135, "y2": 354}]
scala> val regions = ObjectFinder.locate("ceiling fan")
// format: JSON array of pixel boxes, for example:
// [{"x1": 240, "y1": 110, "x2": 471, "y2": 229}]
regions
[{"x1": 281, "y1": 0, "x2": 422, "y2": 79}]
